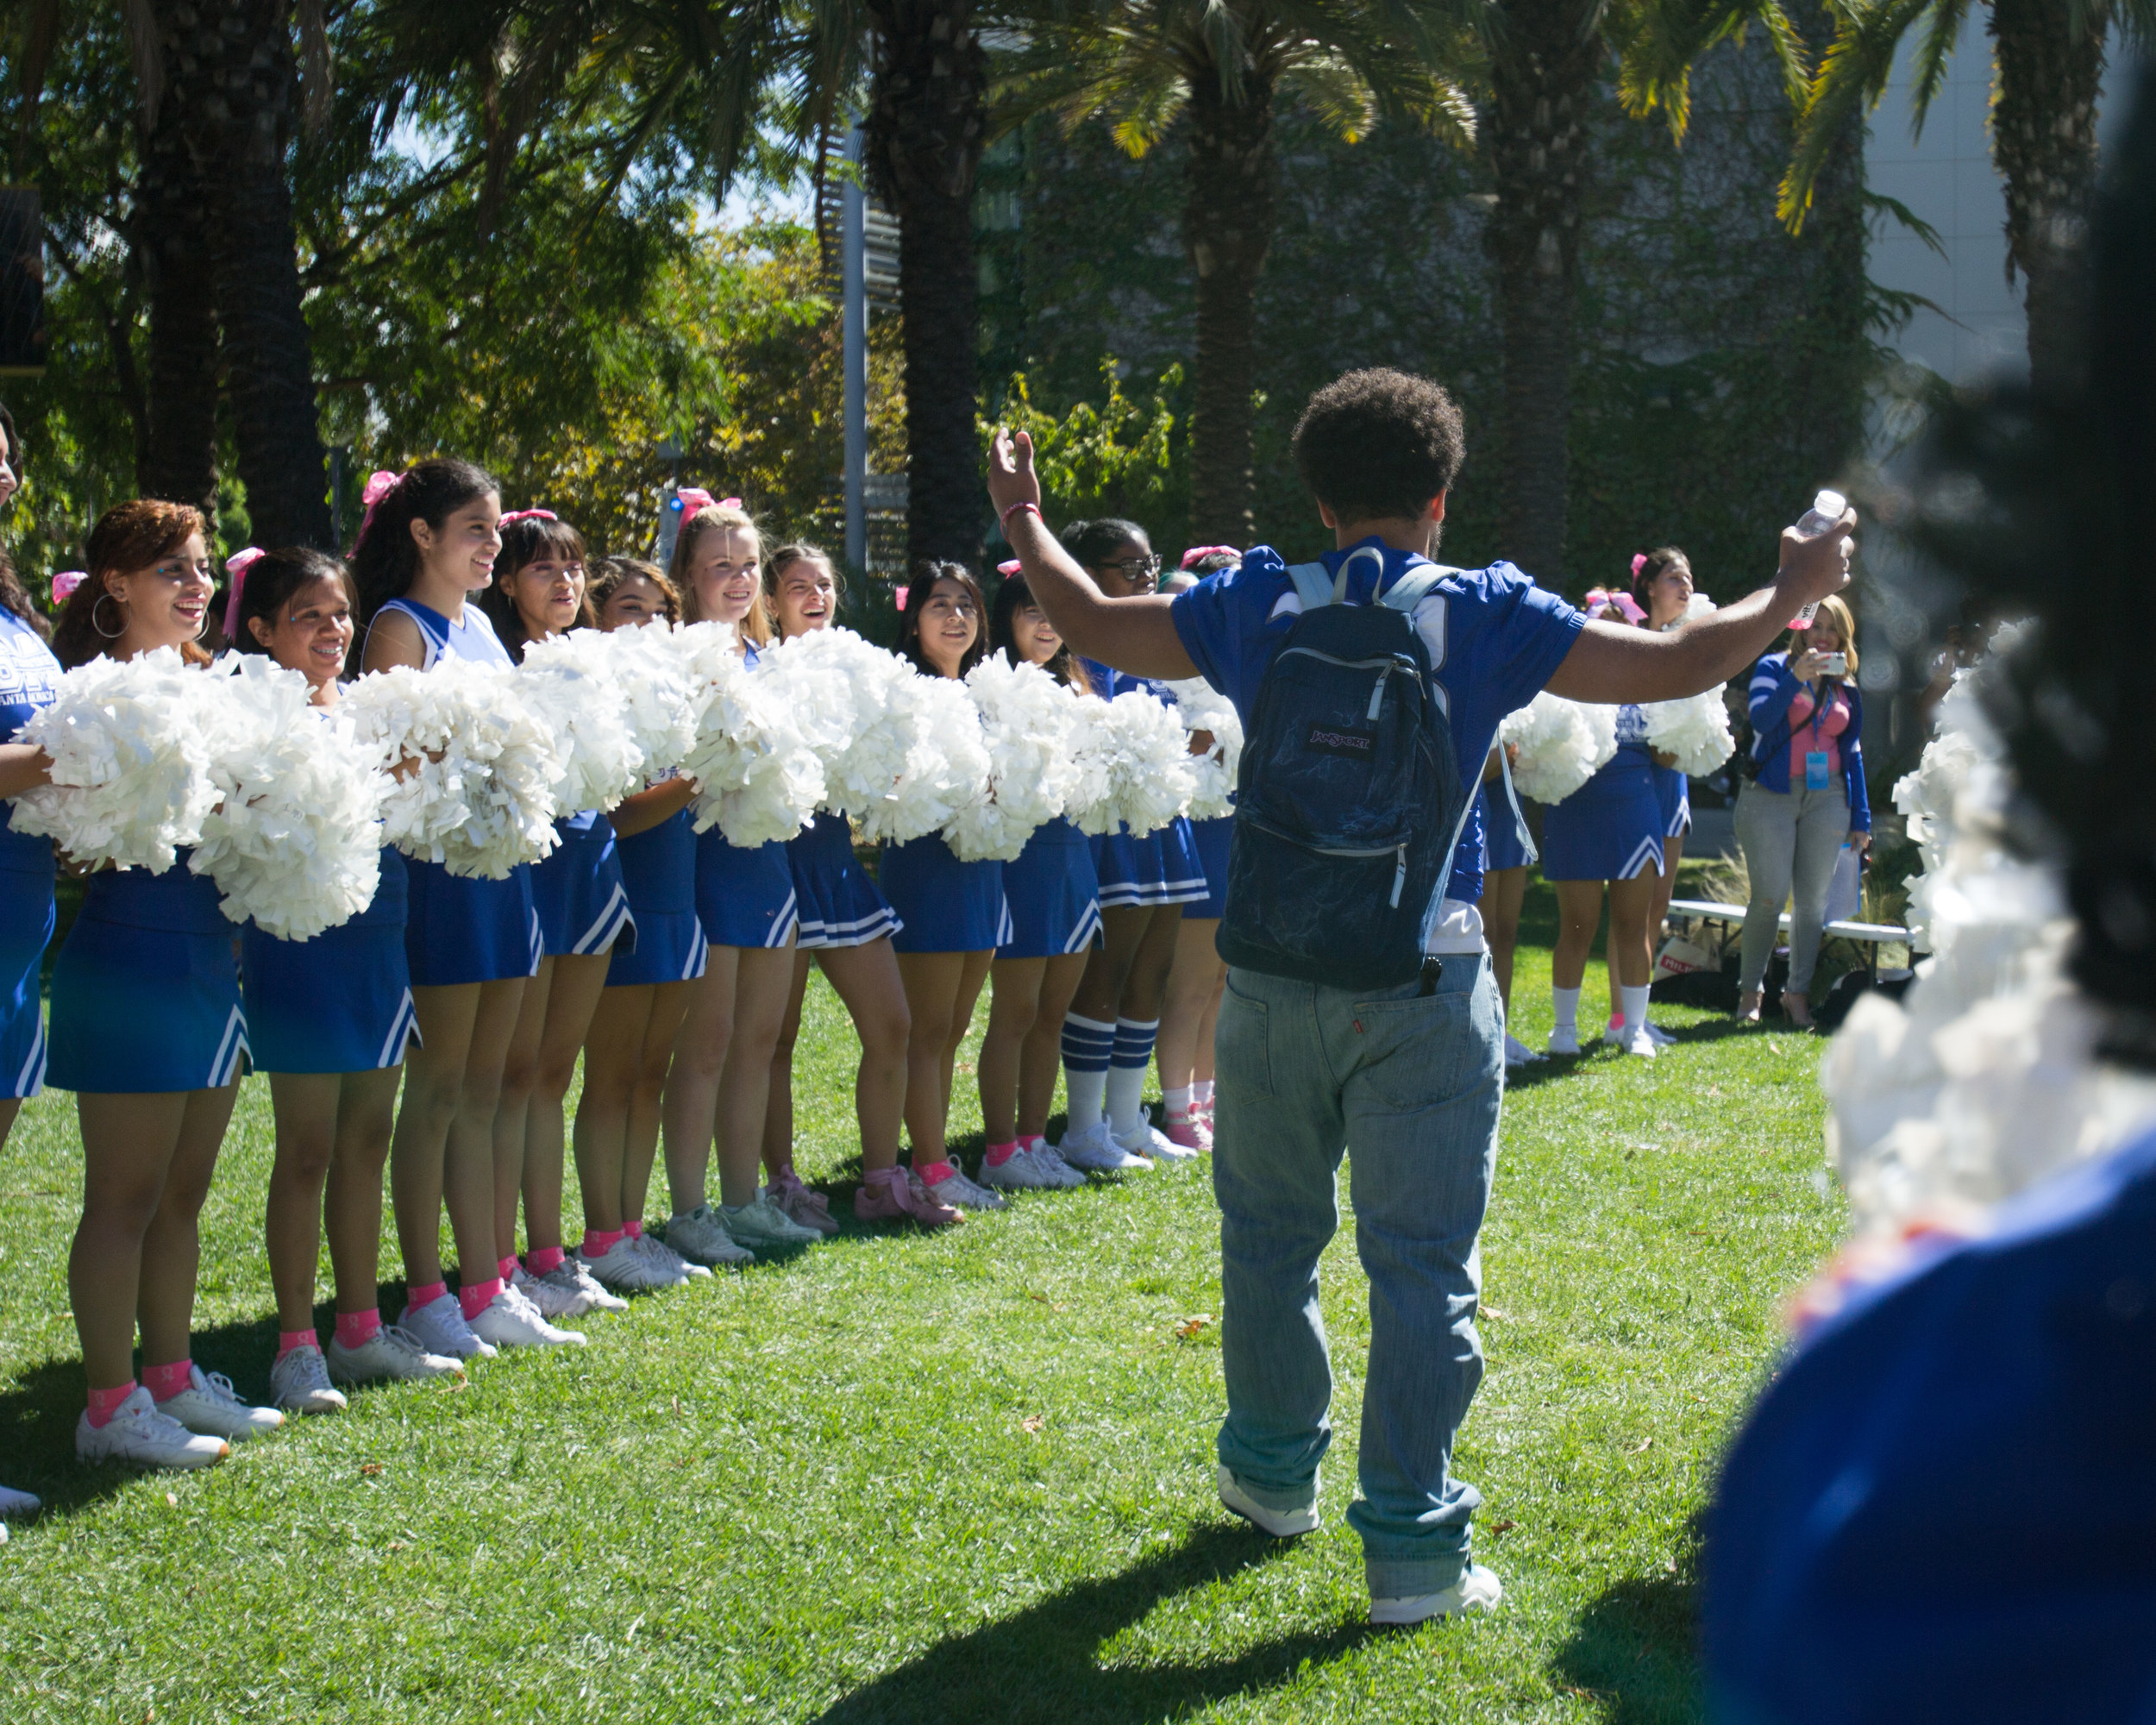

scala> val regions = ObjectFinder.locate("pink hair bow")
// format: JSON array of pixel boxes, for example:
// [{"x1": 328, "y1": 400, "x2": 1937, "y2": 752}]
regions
[
  {"x1": 1630, "y1": 552, "x2": 1649, "y2": 580},
  {"x1": 1180, "y1": 545, "x2": 1239, "y2": 570},
  {"x1": 359, "y1": 469, "x2": 405, "y2": 537},
  {"x1": 996, "y1": 560, "x2": 1021, "y2": 576},
  {"x1": 498, "y1": 508, "x2": 558, "y2": 529},
  {"x1": 1583, "y1": 586, "x2": 1647, "y2": 625},
  {"x1": 51, "y1": 570, "x2": 86, "y2": 605},
  {"x1": 223, "y1": 547, "x2": 267, "y2": 640},
  {"x1": 894, "y1": 586, "x2": 910, "y2": 612},
  {"x1": 674, "y1": 488, "x2": 744, "y2": 518}
]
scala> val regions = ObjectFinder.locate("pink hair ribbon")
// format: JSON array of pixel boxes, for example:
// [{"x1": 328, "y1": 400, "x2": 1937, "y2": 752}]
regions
[
  {"x1": 1180, "y1": 545, "x2": 1239, "y2": 570},
  {"x1": 674, "y1": 489, "x2": 745, "y2": 518},
  {"x1": 51, "y1": 570, "x2": 86, "y2": 605},
  {"x1": 359, "y1": 469, "x2": 405, "y2": 538},
  {"x1": 498, "y1": 508, "x2": 559, "y2": 529},
  {"x1": 893, "y1": 586, "x2": 910, "y2": 612},
  {"x1": 1583, "y1": 586, "x2": 1647, "y2": 625},
  {"x1": 222, "y1": 547, "x2": 267, "y2": 640},
  {"x1": 996, "y1": 560, "x2": 1021, "y2": 576}
]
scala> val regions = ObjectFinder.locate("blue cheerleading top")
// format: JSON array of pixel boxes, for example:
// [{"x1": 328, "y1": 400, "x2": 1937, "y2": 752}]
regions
[
  {"x1": 0, "y1": 606, "x2": 62, "y2": 878},
  {"x1": 373, "y1": 594, "x2": 513, "y2": 670}
]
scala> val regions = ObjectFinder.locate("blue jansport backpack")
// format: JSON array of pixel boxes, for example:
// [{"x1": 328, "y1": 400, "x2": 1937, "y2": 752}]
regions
[{"x1": 1217, "y1": 547, "x2": 1474, "y2": 992}]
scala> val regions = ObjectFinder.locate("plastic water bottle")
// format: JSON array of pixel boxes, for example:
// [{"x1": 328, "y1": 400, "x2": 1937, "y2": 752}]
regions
[{"x1": 1788, "y1": 489, "x2": 1847, "y2": 629}]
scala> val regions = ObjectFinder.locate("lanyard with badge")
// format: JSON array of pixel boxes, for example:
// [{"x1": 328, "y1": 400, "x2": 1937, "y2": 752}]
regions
[{"x1": 1804, "y1": 679, "x2": 1833, "y2": 791}]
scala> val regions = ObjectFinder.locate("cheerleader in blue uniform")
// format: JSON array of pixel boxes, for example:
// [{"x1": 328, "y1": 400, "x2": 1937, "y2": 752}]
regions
[
  {"x1": 356, "y1": 460, "x2": 572, "y2": 1359},
  {"x1": 654, "y1": 501, "x2": 827, "y2": 1269},
  {"x1": 1474, "y1": 746, "x2": 1543, "y2": 1069},
  {"x1": 1540, "y1": 589, "x2": 1664, "y2": 1061},
  {"x1": 573, "y1": 560, "x2": 705, "y2": 1296},
  {"x1": 1056, "y1": 519, "x2": 1206, "y2": 1174},
  {"x1": 1632, "y1": 549, "x2": 1698, "y2": 1044},
  {"x1": 760, "y1": 547, "x2": 953, "y2": 1228},
  {"x1": 35, "y1": 502, "x2": 277, "y2": 1469},
  {"x1": 975, "y1": 569, "x2": 1094, "y2": 1193},
  {"x1": 881, "y1": 562, "x2": 1009, "y2": 1214},
  {"x1": 478, "y1": 510, "x2": 629, "y2": 1323},
  {"x1": 224, "y1": 548, "x2": 464, "y2": 1409}
]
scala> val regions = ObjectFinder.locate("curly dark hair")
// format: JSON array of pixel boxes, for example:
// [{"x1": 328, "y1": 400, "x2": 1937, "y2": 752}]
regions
[
  {"x1": 0, "y1": 400, "x2": 49, "y2": 638},
  {"x1": 53, "y1": 499, "x2": 211, "y2": 669},
  {"x1": 1291, "y1": 368, "x2": 1465, "y2": 527},
  {"x1": 896, "y1": 560, "x2": 987, "y2": 678},
  {"x1": 349, "y1": 457, "x2": 499, "y2": 635}
]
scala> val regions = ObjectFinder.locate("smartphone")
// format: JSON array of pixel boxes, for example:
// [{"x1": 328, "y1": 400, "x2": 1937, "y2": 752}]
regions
[{"x1": 1818, "y1": 651, "x2": 1847, "y2": 677}]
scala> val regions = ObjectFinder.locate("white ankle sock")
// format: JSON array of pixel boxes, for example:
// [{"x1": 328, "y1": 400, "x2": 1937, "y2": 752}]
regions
[
  {"x1": 1620, "y1": 984, "x2": 1651, "y2": 1034},
  {"x1": 1193, "y1": 1079, "x2": 1214, "y2": 1107},
  {"x1": 1163, "y1": 1083, "x2": 1194, "y2": 1122},
  {"x1": 1551, "y1": 987, "x2": 1582, "y2": 1034}
]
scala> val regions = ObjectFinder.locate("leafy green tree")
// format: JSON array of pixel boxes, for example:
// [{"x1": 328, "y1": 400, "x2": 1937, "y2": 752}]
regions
[{"x1": 983, "y1": 360, "x2": 1186, "y2": 527}]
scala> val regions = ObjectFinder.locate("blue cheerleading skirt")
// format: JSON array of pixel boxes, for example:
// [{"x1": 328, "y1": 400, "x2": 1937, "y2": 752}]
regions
[
  {"x1": 0, "y1": 851, "x2": 54, "y2": 1098},
  {"x1": 1184, "y1": 816, "x2": 1233, "y2": 920},
  {"x1": 403, "y1": 856, "x2": 540, "y2": 988},
  {"x1": 1652, "y1": 762, "x2": 1691, "y2": 837},
  {"x1": 48, "y1": 859, "x2": 248, "y2": 1094},
  {"x1": 530, "y1": 812, "x2": 635, "y2": 959},
  {"x1": 882, "y1": 836, "x2": 1009, "y2": 955},
  {"x1": 785, "y1": 813, "x2": 896, "y2": 950},
  {"x1": 998, "y1": 819, "x2": 1102, "y2": 959},
  {"x1": 1092, "y1": 815, "x2": 1208, "y2": 910},
  {"x1": 609, "y1": 808, "x2": 707, "y2": 987},
  {"x1": 1540, "y1": 743, "x2": 1666, "y2": 882},
  {"x1": 1479, "y1": 786, "x2": 1533, "y2": 875},
  {"x1": 241, "y1": 850, "x2": 417, "y2": 1075},
  {"x1": 698, "y1": 825, "x2": 800, "y2": 951}
]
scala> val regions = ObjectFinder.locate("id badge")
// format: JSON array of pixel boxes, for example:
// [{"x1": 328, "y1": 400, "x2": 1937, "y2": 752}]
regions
[{"x1": 1805, "y1": 750, "x2": 1831, "y2": 791}]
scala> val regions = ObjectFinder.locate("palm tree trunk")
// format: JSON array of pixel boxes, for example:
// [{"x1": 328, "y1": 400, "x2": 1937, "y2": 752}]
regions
[
  {"x1": 1989, "y1": 0, "x2": 2106, "y2": 398},
  {"x1": 185, "y1": 0, "x2": 334, "y2": 548},
  {"x1": 866, "y1": 0, "x2": 987, "y2": 568},
  {"x1": 1184, "y1": 69, "x2": 1275, "y2": 549},
  {"x1": 1484, "y1": 0, "x2": 1601, "y2": 583},
  {"x1": 135, "y1": 73, "x2": 220, "y2": 524}
]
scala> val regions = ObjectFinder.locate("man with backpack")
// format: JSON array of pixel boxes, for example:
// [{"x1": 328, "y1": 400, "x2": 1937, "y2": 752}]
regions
[{"x1": 986, "y1": 367, "x2": 1854, "y2": 1628}]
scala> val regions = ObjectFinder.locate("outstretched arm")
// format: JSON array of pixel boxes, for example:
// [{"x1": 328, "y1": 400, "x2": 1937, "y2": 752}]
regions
[
  {"x1": 987, "y1": 428, "x2": 1200, "y2": 682},
  {"x1": 1542, "y1": 514, "x2": 1856, "y2": 704}
]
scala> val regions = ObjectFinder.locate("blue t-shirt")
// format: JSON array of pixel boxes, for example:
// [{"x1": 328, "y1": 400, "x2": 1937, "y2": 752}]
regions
[
  {"x1": 0, "y1": 606, "x2": 62, "y2": 876},
  {"x1": 1169, "y1": 541, "x2": 1584, "y2": 908}
]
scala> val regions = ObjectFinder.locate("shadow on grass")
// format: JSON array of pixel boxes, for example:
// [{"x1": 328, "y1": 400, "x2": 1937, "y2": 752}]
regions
[
  {"x1": 1548, "y1": 1533, "x2": 1704, "y2": 1724},
  {"x1": 814, "y1": 1521, "x2": 1376, "y2": 1725}
]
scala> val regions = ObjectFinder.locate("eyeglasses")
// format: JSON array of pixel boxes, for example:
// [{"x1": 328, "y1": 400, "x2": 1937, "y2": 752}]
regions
[{"x1": 1092, "y1": 555, "x2": 1161, "y2": 580}]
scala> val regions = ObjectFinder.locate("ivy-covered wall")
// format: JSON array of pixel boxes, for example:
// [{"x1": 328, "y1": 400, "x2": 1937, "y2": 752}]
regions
[{"x1": 977, "y1": 31, "x2": 1871, "y2": 605}]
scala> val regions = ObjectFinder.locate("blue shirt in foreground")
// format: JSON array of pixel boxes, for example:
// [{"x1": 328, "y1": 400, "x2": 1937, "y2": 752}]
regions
[{"x1": 1169, "y1": 541, "x2": 1585, "y2": 905}]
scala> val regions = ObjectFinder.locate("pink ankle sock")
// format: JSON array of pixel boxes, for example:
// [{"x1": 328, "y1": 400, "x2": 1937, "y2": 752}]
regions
[
  {"x1": 407, "y1": 1280, "x2": 448, "y2": 1313},
  {"x1": 143, "y1": 1359, "x2": 193, "y2": 1403},
  {"x1": 335, "y1": 1308, "x2": 382, "y2": 1351},
  {"x1": 458, "y1": 1277, "x2": 504, "y2": 1321},
  {"x1": 582, "y1": 1226, "x2": 625, "y2": 1258},
  {"x1": 1608, "y1": 1012, "x2": 1626, "y2": 1027},
  {"x1": 277, "y1": 1329, "x2": 317, "y2": 1361},
  {"x1": 624, "y1": 1218, "x2": 643, "y2": 1240},
  {"x1": 915, "y1": 1160, "x2": 956, "y2": 1186},
  {"x1": 984, "y1": 1140, "x2": 1021, "y2": 1168},
  {"x1": 498, "y1": 1255, "x2": 519, "y2": 1283},
  {"x1": 528, "y1": 1245, "x2": 566, "y2": 1276},
  {"x1": 86, "y1": 1380, "x2": 137, "y2": 1428}
]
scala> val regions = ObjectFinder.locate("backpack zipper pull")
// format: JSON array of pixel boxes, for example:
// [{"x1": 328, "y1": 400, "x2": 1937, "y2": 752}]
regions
[
  {"x1": 1389, "y1": 844, "x2": 1407, "y2": 907},
  {"x1": 1366, "y1": 669, "x2": 1389, "y2": 722}
]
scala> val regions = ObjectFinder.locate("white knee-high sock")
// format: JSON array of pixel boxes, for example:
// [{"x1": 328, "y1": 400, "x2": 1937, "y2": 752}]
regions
[
  {"x1": 1061, "y1": 1013, "x2": 1115, "y2": 1130},
  {"x1": 1106, "y1": 1017, "x2": 1161, "y2": 1137},
  {"x1": 1551, "y1": 987, "x2": 1581, "y2": 1035},
  {"x1": 1619, "y1": 984, "x2": 1651, "y2": 1036}
]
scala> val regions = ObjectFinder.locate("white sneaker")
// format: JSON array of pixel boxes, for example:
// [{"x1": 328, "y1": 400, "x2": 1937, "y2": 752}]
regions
[
  {"x1": 1030, "y1": 1143, "x2": 1087, "y2": 1188},
  {"x1": 1217, "y1": 1465, "x2": 1319, "y2": 1537},
  {"x1": 154, "y1": 1365, "x2": 285, "y2": 1443},
  {"x1": 636, "y1": 1230, "x2": 711, "y2": 1281},
  {"x1": 1370, "y1": 1563, "x2": 1503, "y2": 1625},
  {"x1": 75, "y1": 1386, "x2": 227, "y2": 1471},
  {"x1": 980, "y1": 1148, "x2": 1067, "y2": 1191},
  {"x1": 511, "y1": 1261, "x2": 591, "y2": 1319},
  {"x1": 325, "y1": 1324, "x2": 464, "y2": 1386},
  {"x1": 718, "y1": 1195, "x2": 821, "y2": 1250},
  {"x1": 1056, "y1": 1120, "x2": 1152, "y2": 1173},
  {"x1": 666, "y1": 1204, "x2": 757, "y2": 1265},
  {"x1": 582, "y1": 1236, "x2": 678, "y2": 1294},
  {"x1": 0, "y1": 1482, "x2": 41, "y2": 1519},
  {"x1": 924, "y1": 1169, "x2": 1008, "y2": 1213},
  {"x1": 467, "y1": 1284, "x2": 586, "y2": 1348},
  {"x1": 400, "y1": 1291, "x2": 498, "y2": 1361},
  {"x1": 1643, "y1": 1019, "x2": 1676, "y2": 1046},
  {"x1": 269, "y1": 1345, "x2": 348, "y2": 1416},
  {"x1": 1118, "y1": 1120, "x2": 1195, "y2": 1164},
  {"x1": 545, "y1": 1256, "x2": 626, "y2": 1313},
  {"x1": 1547, "y1": 1025, "x2": 1582, "y2": 1057},
  {"x1": 1502, "y1": 1033, "x2": 1543, "y2": 1068},
  {"x1": 1616, "y1": 1025, "x2": 1658, "y2": 1058}
]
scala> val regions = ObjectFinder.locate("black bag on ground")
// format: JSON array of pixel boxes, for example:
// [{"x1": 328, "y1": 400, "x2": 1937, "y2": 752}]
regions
[{"x1": 1217, "y1": 550, "x2": 1471, "y2": 992}]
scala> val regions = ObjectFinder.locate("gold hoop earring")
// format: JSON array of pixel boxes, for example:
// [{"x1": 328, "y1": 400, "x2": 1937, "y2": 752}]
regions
[{"x1": 91, "y1": 593, "x2": 126, "y2": 640}]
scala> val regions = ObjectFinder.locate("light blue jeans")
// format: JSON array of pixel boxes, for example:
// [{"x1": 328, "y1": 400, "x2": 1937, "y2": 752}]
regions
[{"x1": 1212, "y1": 953, "x2": 1503, "y2": 1598}]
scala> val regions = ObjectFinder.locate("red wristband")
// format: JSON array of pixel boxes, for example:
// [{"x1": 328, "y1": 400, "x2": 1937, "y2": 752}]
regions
[{"x1": 1000, "y1": 499, "x2": 1042, "y2": 530}]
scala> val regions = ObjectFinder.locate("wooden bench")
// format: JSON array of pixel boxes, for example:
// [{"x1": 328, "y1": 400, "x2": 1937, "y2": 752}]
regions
[{"x1": 1665, "y1": 898, "x2": 1915, "y2": 978}]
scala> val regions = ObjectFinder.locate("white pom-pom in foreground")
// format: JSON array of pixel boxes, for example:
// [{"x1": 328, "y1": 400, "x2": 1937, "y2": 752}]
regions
[{"x1": 1500, "y1": 693, "x2": 1617, "y2": 805}]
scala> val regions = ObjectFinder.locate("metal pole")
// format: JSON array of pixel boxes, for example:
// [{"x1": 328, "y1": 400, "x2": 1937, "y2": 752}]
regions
[{"x1": 843, "y1": 124, "x2": 868, "y2": 575}]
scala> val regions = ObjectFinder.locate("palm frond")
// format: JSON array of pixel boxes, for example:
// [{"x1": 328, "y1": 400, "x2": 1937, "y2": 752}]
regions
[
  {"x1": 1779, "y1": 0, "x2": 1944, "y2": 231},
  {"x1": 1278, "y1": 52, "x2": 1378, "y2": 141}
]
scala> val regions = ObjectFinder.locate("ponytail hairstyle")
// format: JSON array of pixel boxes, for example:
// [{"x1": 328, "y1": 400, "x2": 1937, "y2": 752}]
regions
[
  {"x1": 478, "y1": 509, "x2": 592, "y2": 660},
  {"x1": 1631, "y1": 545, "x2": 1692, "y2": 624},
  {"x1": 670, "y1": 495, "x2": 769, "y2": 644},
  {"x1": 53, "y1": 499, "x2": 211, "y2": 669},
  {"x1": 896, "y1": 560, "x2": 987, "y2": 678},
  {"x1": 762, "y1": 542, "x2": 842, "y2": 637},
  {"x1": 229, "y1": 548, "x2": 356, "y2": 657},
  {"x1": 349, "y1": 457, "x2": 500, "y2": 635},
  {"x1": 0, "y1": 400, "x2": 47, "y2": 640},
  {"x1": 990, "y1": 564, "x2": 1092, "y2": 694},
  {"x1": 589, "y1": 555, "x2": 680, "y2": 628}
]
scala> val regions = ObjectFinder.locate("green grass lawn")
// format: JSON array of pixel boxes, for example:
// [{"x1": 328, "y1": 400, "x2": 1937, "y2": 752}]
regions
[{"x1": 0, "y1": 882, "x2": 1844, "y2": 1723}]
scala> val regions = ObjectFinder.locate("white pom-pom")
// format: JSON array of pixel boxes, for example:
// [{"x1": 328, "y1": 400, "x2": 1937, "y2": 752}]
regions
[
  {"x1": 342, "y1": 661, "x2": 564, "y2": 878},
  {"x1": 1641, "y1": 685, "x2": 1735, "y2": 776},
  {"x1": 9, "y1": 647, "x2": 222, "y2": 872},
  {"x1": 1500, "y1": 693, "x2": 1618, "y2": 804},
  {"x1": 1064, "y1": 686, "x2": 1198, "y2": 837},
  {"x1": 946, "y1": 656, "x2": 1078, "y2": 862},
  {"x1": 860, "y1": 671, "x2": 992, "y2": 848},
  {"x1": 611, "y1": 620, "x2": 726, "y2": 777},
  {"x1": 187, "y1": 656, "x2": 386, "y2": 939},
  {"x1": 680, "y1": 639, "x2": 824, "y2": 849},
  {"x1": 516, "y1": 630, "x2": 646, "y2": 812},
  {"x1": 1683, "y1": 592, "x2": 1719, "y2": 622},
  {"x1": 1164, "y1": 677, "x2": 1244, "y2": 821}
]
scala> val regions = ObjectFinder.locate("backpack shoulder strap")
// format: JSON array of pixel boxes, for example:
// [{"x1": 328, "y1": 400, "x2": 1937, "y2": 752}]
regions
[
  {"x1": 1377, "y1": 565, "x2": 1458, "y2": 614},
  {"x1": 1284, "y1": 562, "x2": 1333, "y2": 612}
]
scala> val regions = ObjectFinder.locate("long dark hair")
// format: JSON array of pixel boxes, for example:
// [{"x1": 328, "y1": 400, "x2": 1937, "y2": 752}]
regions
[
  {"x1": 349, "y1": 457, "x2": 500, "y2": 635},
  {"x1": 0, "y1": 400, "x2": 47, "y2": 638},
  {"x1": 53, "y1": 499, "x2": 211, "y2": 670},
  {"x1": 478, "y1": 511, "x2": 592, "y2": 660},
  {"x1": 896, "y1": 560, "x2": 987, "y2": 679},
  {"x1": 229, "y1": 549, "x2": 355, "y2": 657},
  {"x1": 990, "y1": 566, "x2": 1091, "y2": 693}
]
